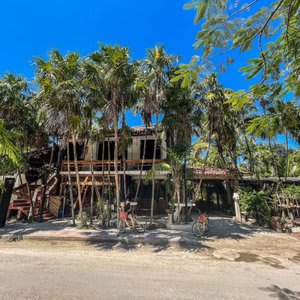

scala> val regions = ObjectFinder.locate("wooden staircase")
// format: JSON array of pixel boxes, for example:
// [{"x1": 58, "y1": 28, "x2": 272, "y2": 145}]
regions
[{"x1": 8, "y1": 176, "x2": 58, "y2": 221}]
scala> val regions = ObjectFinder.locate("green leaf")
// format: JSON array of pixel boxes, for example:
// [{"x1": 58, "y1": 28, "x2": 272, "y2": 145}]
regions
[
  {"x1": 194, "y1": 3, "x2": 207, "y2": 24},
  {"x1": 183, "y1": 1, "x2": 198, "y2": 10}
]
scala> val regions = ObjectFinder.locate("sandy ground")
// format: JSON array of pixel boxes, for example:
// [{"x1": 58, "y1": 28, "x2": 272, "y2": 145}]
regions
[
  {"x1": 0, "y1": 227, "x2": 299, "y2": 300},
  {"x1": 1, "y1": 215, "x2": 299, "y2": 299}
]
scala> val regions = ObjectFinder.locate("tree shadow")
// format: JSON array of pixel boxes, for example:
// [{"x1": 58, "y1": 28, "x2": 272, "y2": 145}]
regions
[
  {"x1": 206, "y1": 216, "x2": 272, "y2": 240},
  {"x1": 84, "y1": 229, "x2": 213, "y2": 253},
  {"x1": 0, "y1": 220, "x2": 71, "y2": 241},
  {"x1": 259, "y1": 285, "x2": 300, "y2": 299},
  {"x1": 0, "y1": 215, "x2": 274, "y2": 253}
]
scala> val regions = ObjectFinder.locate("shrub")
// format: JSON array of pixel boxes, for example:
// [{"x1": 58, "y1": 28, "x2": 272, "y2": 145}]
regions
[
  {"x1": 76, "y1": 211, "x2": 89, "y2": 229},
  {"x1": 239, "y1": 188, "x2": 271, "y2": 225},
  {"x1": 281, "y1": 185, "x2": 300, "y2": 199}
]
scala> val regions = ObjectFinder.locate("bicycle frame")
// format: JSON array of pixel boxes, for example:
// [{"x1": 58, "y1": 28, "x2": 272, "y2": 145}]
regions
[
  {"x1": 120, "y1": 216, "x2": 135, "y2": 229},
  {"x1": 192, "y1": 208, "x2": 209, "y2": 237}
]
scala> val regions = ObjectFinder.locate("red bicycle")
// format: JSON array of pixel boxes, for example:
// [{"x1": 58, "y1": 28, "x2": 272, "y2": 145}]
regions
[
  {"x1": 117, "y1": 210, "x2": 146, "y2": 234},
  {"x1": 192, "y1": 208, "x2": 209, "y2": 237}
]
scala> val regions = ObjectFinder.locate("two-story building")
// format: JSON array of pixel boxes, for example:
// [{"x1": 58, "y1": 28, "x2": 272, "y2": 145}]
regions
[{"x1": 59, "y1": 125, "x2": 170, "y2": 212}]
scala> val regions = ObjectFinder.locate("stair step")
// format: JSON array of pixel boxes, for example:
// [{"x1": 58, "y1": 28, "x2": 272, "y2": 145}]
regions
[{"x1": 11, "y1": 203, "x2": 30, "y2": 208}]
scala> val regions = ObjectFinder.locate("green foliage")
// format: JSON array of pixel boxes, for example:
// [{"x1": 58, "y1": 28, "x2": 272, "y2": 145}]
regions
[
  {"x1": 281, "y1": 185, "x2": 300, "y2": 199},
  {"x1": 287, "y1": 150, "x2": 300, "y2": 176},
  {"x1": 76, "y1": 211, "x2": 89, "y2": 229},
  {"x1": 170, "y1": 55, "x2": 204, "y2": 88},
  {"x1": 239, "y1": 188, "x2": 271, "y2": 224},
  {"x1": 185, "y1": 0, "x2": 300, "y2": 146},
  {"x1": 185, "y1": 0, "x2": 300, "y2": 97},
  {"x1": 119, "y1": 123, "x2": 132, "y2": 155},
  {"x1": 95, "y1": 197, "x2": 109, "y2": 228},
  {"x1": 0, "y1": 73, "x2": 42, "y2": 172},
  {"x1": 0, "y1": 120, "x2": 20, "y2": 166}
]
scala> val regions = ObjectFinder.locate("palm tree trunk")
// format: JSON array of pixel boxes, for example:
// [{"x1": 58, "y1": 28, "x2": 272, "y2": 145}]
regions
[
  {"x1": 285, "y1": 132, "x2": 289, "y2": 180},
  {"x1": 244, "y1": 136, "x2": 255, "y2": 177},
  {"x1": 26, "y1": 181, "x2": 34, "y2": 222},
  {"x1": 216, "y1": 139, "x2": 227, "y2": 167},
  {"x1": 71, "y1": 131, "x2": 83, "y2": 223},
  {"x1": 174, "y1": 176, "x2": 181, "y2": 223},
  {"x1": 90, "y1": 143, "x2": 95, "y2": 225},
  {"x1": 121, "y1": 112, "x2": 127, "y2": 199},
  {"x1": 66, "y1": 138, "x2": 75, "y2": 226},
  {"x1": 151, "y1": 115, "x2": 159, "y2": 224},
  {"x1": 113, "y1": 98, "x2": 120, "y2": 210},
  {"x1": 268, "y1": 137, "x2": 281, "y2": 180},
  {"x1": 101, "y1": 139, "x2": 105, "y2": 198},
  {"x1": 228, "y1": 149, "x2": 242, "y2": 179},
  {"x1": 122, "y1": 149, "x2": 127, "y2": 198},
  {"x1": 198, "y1": 127, "x2": 213, "y2": 193},
  {"x1": 49, "y1": 135, "x2": 55, "y2": 166},
  {"x1": 107, "y1": 135, "x2": 112, "y2": 220},
  {"x1": 134, "y1": 125, "x2": 148, "y2": 202}
]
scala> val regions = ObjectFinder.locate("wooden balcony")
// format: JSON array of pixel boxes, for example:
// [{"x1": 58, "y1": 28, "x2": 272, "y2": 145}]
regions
[{"x1": 61, "y1": 159, "x2": 165, "y2": 172}]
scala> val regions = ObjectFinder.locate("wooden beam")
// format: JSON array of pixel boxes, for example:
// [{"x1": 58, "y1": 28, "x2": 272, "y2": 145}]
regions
[{"x1": 61, "y1": 182, "x2": 115, "y2": 186}]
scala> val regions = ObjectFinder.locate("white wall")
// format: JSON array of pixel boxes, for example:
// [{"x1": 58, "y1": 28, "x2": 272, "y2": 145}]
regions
[{"x1": 88, "y1": 133, "x2": 167, "y2": 161}]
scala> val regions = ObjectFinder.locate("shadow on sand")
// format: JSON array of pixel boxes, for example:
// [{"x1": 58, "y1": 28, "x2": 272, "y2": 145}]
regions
[
  {"x1": 259, "y1": 285, "x2": 300, "y2": 300},
  {"x1": 0, "y1": 214, "x2": 273, "y2": 253}
]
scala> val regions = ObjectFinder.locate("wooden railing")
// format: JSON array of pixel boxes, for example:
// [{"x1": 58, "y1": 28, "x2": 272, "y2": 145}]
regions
[{"x1": 61, "y1": 159, "x2": 165, "y2": 172}]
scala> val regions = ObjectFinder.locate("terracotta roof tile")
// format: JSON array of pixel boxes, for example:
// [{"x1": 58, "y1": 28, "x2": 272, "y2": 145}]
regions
[{"x1": 190, "y1": 167, "x2": 237, "y2": 176}]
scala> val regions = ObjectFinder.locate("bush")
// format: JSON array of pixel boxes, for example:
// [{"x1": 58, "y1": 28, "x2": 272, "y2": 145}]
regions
[
  {"x1": 95, "y1": 198, "x2": 109, "y2": 228},
  {"x1": 281, "y1": 185, "x2": 300, "y2": 199},
  {"x1": 239, "y1": 188, "x2": 271, "y2": 225},
  {"x1": 76, "y1": 211, "x2": 89, "y2": 229}
]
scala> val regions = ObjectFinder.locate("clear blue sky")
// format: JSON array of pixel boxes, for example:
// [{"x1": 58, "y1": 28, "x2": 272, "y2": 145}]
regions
[
  {"x1": 2, "y1": 0, "x2": 294, "y2": 146},
  {"x1": 0, "y1": 0, "x2": 254, "y2": 90}
]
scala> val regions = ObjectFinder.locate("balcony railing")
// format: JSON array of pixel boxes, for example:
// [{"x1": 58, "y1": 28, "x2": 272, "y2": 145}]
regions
[{"x1": 61, "y1": 159, "x2": 165, "y2": 172}]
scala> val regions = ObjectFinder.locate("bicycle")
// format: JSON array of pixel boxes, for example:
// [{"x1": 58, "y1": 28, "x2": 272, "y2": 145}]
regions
[
  {"x1": 192, "y1": 208, "x2": 209, "y2": 237},
  {"x1": 117, "y1": 210, "x2": 147, "y2": 235}
]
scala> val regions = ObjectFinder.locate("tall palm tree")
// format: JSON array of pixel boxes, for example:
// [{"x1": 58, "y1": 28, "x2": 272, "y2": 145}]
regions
[
  {"x1": 34, "y1": 50, "x2": 86, "y2": 224},
  {"x1": 133, "y1": 66, "x2": 152, "y2": 203},
  {"x1": 141, "y1": 46, "x2": 176, "y2": 222},
  {"x1": 247, "y1": 100, "x2": 299, "y2": 179},
  {"x1": 88, "y1": 44, "x2": 136, "y2": 210}
]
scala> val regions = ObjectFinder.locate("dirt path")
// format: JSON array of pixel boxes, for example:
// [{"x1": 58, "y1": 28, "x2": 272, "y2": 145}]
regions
[{"x1": 0, "y1": 237, "x2": 299, "y2": 300}]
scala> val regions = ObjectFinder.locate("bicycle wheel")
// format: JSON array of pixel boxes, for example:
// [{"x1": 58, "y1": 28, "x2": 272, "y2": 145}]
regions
[
  {"x1": 192, "y1": 221, "x2": 206, "y2": 237},
  {"x1": 134, "y1": 217, "x2": 146, "y2": 233}
]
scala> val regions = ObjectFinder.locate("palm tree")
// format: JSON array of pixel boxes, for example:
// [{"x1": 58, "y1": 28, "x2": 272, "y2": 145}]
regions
[
  {"x1": 0, "y1": 121, "x2": 19, "y2": 166},
  {"x1": 120, "y1": 112, "x2": 132, "y2": 198},
  {"x1": 34, "y1": 50, "x2": 86, "y2": 225},
  {"x1": 190, "y1": 73, "x2": 238, "y2": 194},
  {"x1": 246, "y1": 100, "x2": 298, "y2": 180},
  {"x1": 141, "y1": 45, "x2": 176, "y2": 222},
  {"x1": 0, "y1": 74, "x2": 40, "y2": 159},
  {"x1": 133, "y1": 61, "x2": 154, "y2": 203},
  {"x1": 88, "y1": 44, "x2": 136, "y2": 210}
]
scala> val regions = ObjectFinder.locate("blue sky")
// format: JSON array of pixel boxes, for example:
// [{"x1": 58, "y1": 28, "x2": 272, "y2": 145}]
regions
[
  {"x1": 0, "y1": 0, "x2": 255, "y2": 89},
  {"x1": 1, "y1": 0, "x2": 292, "y2": 144}
]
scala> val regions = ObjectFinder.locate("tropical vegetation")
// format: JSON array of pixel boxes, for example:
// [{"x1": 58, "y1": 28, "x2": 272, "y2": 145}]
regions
[{"x1": 0, "y1": 1, "x2": 299, "y2": 226}]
